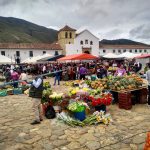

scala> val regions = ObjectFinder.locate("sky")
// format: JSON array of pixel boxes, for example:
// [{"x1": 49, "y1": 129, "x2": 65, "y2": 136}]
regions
[{"x1": 0, "y1": 0, "x2": 150, "y2": 44}]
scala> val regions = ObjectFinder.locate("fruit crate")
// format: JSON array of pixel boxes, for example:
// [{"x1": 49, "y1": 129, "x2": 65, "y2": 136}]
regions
[
  {"x1": 118, "y1": 92, "x2": 132, "y2": 110},
  {"x1": 139, "y1": 88, "x2": 148, "y2": 104}
]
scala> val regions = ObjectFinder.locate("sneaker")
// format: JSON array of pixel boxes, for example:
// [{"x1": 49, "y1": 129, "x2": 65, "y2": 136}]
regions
[{"x1": 30, "y1": 120, "x2": 40, "y2": 125}]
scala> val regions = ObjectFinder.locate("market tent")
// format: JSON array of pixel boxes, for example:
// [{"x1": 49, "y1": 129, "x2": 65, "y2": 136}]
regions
[
  {"x1": 57, "y1": 53, "x2": 98, "y2": 61},
  {"x1": 117, "y1": 52, "x2": 140, "y2": 59},
  {"x1": 47, "y1": 55, "x2": 64, "y2": 61},
  {"x1": 0, "y1": 55, "x2": 15, "y2": 64},
  {"x1": 135, "y1": 54, "x2": 150, "y2": 59},
  {"x1": 102, "y1": 53, "x2": 119, "y2": 59},
  {"x1": 36, "y1": 53, "x2": 53, "y2": 61},
  {"x1": 21, "y1": 55, "x2": 41, "y2": 63}
]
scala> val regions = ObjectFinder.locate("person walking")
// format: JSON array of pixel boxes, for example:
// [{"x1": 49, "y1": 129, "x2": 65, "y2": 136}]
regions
[
  {"x1": 146, "y1": 63, "x2": 150, "y2": 106},
  {"x1": 54, "y1": 67, "x2": 61, "y2": 85},
  {"x1": 11, "y1": 69, "x2": 19, "y2": 88},
  {"x1": 29, "y1": 76, "x2": 43, "y2": 125}
]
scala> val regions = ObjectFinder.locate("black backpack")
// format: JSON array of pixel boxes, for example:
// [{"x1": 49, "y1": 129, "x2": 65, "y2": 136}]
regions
[{"x1": 45, "y1": 105, "x2": 56, "y2": 119}]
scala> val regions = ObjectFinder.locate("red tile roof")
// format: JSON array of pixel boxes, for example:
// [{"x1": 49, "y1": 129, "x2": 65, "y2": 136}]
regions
[
  {"x1": 0, "y1": 42, "x2": 63, "y2": 50},
  {"x1": 59, "y1": 25, "x2": 76, "y2": 32},
  {"x1": 99, "y1": 44, "x2": 150, "y2": 49}
]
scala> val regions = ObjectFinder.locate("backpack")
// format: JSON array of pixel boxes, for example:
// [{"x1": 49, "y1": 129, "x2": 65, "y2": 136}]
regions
[{"x1": 45, "y1": 105, "x2": 56, "y2": 119}]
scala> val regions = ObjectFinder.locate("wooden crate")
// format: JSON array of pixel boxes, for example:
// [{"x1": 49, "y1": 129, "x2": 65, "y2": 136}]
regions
[
  {"x1": 139, "y1": 88, "x2": 148, "y2": 104},
  {"x1": 118, "y1": 92, "x2": 132, "y2": 110}
]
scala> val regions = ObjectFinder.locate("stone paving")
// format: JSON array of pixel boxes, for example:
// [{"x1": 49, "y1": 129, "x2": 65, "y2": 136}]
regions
[{"x1": 0, "y1": 84, "x2": 150, "y2": 150}]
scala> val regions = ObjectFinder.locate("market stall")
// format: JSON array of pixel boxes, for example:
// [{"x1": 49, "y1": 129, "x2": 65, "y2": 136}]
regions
[{"x1": 57, "y1": 53, "x2": 98, "y2": 61}]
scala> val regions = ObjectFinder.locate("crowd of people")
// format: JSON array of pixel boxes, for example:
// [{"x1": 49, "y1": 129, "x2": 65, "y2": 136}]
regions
[{"x1": 0, "y1": 59, "x2": 148, "y2": 87}]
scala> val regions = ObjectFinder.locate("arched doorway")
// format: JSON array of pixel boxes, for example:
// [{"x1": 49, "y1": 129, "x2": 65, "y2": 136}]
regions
[{"x1": 84, "y1": 51, "x2": 90, "y2": 54}]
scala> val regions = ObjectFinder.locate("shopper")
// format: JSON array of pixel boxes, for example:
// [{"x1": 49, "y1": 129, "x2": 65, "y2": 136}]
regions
[
  {"x1": 29, "y1": 75, "x2": 43, "y2": 125},
  {"x1": 11, "y1": 69, "x2": 19, "y2": 88},
  {"x1": 19, "y1": 70, "x2": 28, "y2": 82},
  {"x1": 54, "y1": 67, "x2": 61, "y2": 85},
  {"x1": 79, "y1": 64, "x2": 87, "y2": 80},
  {"x1": 4, "y1": 67, "x2": 11, "y2": 82},
  {"x1": 146, "y1": 63, "x2": 150, "y2": 106}
]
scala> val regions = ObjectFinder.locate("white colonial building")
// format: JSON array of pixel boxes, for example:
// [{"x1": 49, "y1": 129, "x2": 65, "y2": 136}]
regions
[
  {"x1": 99, "y1": 44, "x2": 150, "y2": 56},
  {"x1": 65, "y1": 29, "x2": 99, "y2": 56},
  {"x1": 0, "y1": 42, "x2": 62, "y2": 63}
]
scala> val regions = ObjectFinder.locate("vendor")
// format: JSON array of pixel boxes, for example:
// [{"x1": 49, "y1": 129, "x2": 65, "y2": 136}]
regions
[
  {"x1": 115, "y1": 64, "x2": 126, "y2": 76},
  {"x1": 29, "y1": 75, "x2": 43, "y2": 125},
  {"x1": 96, "y1": 65, "x2": 107, "y2": 79},
  {"x1": 146, "y1": 63, "x2": 150, "y2": 106}
]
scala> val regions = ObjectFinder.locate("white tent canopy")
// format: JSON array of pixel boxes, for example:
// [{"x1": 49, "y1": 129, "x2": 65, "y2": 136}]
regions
[
  {"x1": 0, "y1": 55, "x2": 15, "y2": 64},
  {"x1": 117, "y1": 52, "x2": 141, "y2": 59},
  {"x1": 21, "y1": 54, "x2": 53, "y2": 63},
  {"x1": 37, "y1": 53, "x2": 52, "y2": 61},
  {"x1": 102, "y1": 53, "x2": 119, "y2": 59}
]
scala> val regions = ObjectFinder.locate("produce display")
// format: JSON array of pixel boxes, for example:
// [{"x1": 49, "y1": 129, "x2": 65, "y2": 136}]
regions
[
  {"x1": 49, "y1": 92, "x2": 64, "y2": 105},
  {"x1": 87, "y1": 75, "x2": 144, "y2": 91},
  {"x1": 57, "y1": 111, "x2": 112, "y2": 127},
  {"x1": 107, "y1": 75, "x2": 143, "y2": 91}
]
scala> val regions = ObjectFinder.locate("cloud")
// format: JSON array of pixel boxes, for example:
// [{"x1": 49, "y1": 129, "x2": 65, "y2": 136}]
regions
[{"x1": 0, "y1": 0, "x2": 150, "y2": 44}]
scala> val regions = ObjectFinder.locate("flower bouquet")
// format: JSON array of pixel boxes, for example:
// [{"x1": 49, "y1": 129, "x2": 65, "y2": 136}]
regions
[
  {"x1": 88, "y1": 92, "x2": 112, "y2": 112},
  {"x1": 67, "y1": 101, "x2": 89, "y2": 121}
]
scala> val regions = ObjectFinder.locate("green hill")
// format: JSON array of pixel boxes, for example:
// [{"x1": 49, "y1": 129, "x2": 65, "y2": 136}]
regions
[
  {"x1": 100, "y1": 39, "x2": 149, "y2": 45},
  {"x1": 0, "y1": 16, "x2": 58, "y2": 43}
]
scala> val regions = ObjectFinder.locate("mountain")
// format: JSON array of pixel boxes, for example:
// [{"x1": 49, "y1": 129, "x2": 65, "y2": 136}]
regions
[
  {"x1": 99, "y1": 39, "x2": 149, "y2": 45},
  {"x1": 0, "y1": 16, "x2": 58, "y2": 43}
]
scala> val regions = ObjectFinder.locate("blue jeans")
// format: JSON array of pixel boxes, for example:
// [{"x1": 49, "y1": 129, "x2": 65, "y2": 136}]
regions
[{"x1": 54, "y1": 76, "x2": 60, "y2": 85}]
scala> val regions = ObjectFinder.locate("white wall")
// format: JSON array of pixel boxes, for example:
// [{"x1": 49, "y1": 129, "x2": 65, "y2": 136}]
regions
[
  {"x1": 0, "y1": 49, "x2": 62, "y2": 62},
  {"x1": 66, "y1": 30, "x2": 99, "y2": 56},
  {"x1": 99, "y1": 48, "x2": 150, "y2": 56}
]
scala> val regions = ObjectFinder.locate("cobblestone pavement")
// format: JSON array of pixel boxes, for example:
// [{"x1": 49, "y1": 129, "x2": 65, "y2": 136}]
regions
[{"x1": 0, "y1": 83, "x2": 150, "y2": 150}]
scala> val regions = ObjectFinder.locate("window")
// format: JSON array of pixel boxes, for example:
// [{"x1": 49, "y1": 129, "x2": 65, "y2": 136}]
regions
[
  {"x1": 69, "y1": 42, "x2": 71, "y2": 44},
  {"x1": 129, "y1": 49, "x2": 132, "y2": 52},
  {"x1": 144, "y1": 49, "x2": 147, "y2": 53},
  {"x1": 123, "y1": 49, "x2": 126, "y2": 52},
  {"x1": 118, "y1": 50, "x2": 121, "y2": 53},
  {"x1": 135, "y1": 49, "x2": 137, "y2": 53},
  {"x1": 70, "y1": 32, "x2": 72, "y2": 38},
  {"x1": 43, "y1": 51, "x2": 46, "y2": 54},
  {"x1": 139, "y1": 49, "x2": 142, "y2": 53},
  {"x1": 65, "y1": 32, "x2": 68, "y2": 38},
  {"x1": 1, "y1": 51, "x2": 5, "y2": 56},
  {"x1": 113, "y1": 50, "x2": 115, "y2": 53},
  {"x1": 77, "y1": 50, "x2": 78, "y2": 52},
  {"x1": 55, "y1": 51, "x2": 59, "y2": 56},
  {"x1": 90, "y1": 41, "x2": 93, "y2": 45},
  {"x1": 29, "y1": 51, "x2": 33, "y2": 57},
  {"x1": 103, "y1": 50, "x2": 106, "y2": 53},
  {"x1": 80, "y1": 41, "x2": 83, "y2": 45},
  {"x1": 16, "y1": 51, "x2": 20, "y2": 57},
  {"x1": 85, "y1": 39, "x2": 88, "y2": 44}
]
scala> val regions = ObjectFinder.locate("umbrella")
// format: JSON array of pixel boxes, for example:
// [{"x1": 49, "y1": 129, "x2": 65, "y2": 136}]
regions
[
  {"x1": 22, "y1": 55, "x2": 41, "y2": 63},
  {"x1": 0, "y1": 55, "x2": 15, "y2": 64}
]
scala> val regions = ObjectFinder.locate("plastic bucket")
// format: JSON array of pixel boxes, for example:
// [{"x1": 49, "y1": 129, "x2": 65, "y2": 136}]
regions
[
  {"x1": 74, "y1": 110, "x2": 86, "y2": 121},
  {"x1": 95, "y1": 105, "x2": 106, "y2": 112}
]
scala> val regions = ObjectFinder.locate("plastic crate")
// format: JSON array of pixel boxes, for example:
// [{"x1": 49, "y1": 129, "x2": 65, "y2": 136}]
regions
[{"x1": 13, "y1": 88, "x2": 22, "y2": 95}]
